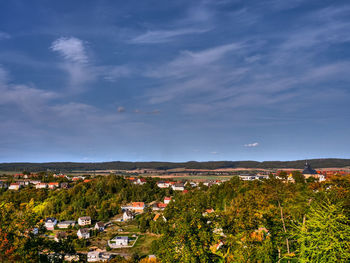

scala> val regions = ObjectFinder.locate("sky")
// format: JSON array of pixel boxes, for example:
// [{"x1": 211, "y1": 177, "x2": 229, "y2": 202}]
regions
[{"x1": 0, "y1": 0, "x2": 350, "y2": 163}]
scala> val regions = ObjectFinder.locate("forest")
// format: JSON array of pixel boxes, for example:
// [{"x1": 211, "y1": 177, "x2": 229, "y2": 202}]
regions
[
  {"x1": 0, "y1": 173, "x2": 349, "y2": 262},
  {"x1": 1, "y1": 158, "x2": 350, "y2": 172}
]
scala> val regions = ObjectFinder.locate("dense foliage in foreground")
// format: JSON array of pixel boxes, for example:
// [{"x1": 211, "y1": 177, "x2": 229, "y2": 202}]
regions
[{"x1": 0, "y1": 174, "x2": 349, "y2": 262}]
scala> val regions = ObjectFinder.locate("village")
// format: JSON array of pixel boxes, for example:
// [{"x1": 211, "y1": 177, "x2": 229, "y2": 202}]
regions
[{"x1": 0, "y1": 162, "x2": 347, "y2": 262}]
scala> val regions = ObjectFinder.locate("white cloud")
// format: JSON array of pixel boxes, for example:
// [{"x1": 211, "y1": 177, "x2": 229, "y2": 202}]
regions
[
  {"x1": 244, "y1": 142, "x2": 259, "y2": 147},
  {"x1": 117, "y1": 106, "x2": 126, "y2": 113},
  {"x1": 50, "y1": 37, "x2": 88, "y2": 64},
  {"x1": 51, "y1": 37, "x2": 95, "y2": 92}
]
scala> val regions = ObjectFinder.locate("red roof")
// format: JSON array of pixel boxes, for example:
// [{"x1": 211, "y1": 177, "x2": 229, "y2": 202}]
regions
[
  {"x1": 157, "y1": 203, "x2": 167, "y2": 208},
  {"x1": 132, "y1": 202, "x2": 145, "y2": 207},
  {"x1": 164, "y1": 197, "x2": 171, "y2": 200}
]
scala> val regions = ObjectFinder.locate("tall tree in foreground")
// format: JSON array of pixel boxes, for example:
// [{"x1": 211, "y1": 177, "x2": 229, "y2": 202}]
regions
[{"x1": 293, "y1": 200, "x2": 350, "y2": 262}]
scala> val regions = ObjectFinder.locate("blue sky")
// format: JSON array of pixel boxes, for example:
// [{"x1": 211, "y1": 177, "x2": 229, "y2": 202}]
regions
[{"x1": 0, "y1": 0, "x2": 350, "y2": 162}]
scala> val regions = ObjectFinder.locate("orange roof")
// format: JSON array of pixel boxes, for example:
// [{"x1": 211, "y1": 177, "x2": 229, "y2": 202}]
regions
[
  {"x1": 157, "y1": 203, "x2": 167, "y2": 208},
  {"x1": 153, "y1": 214, "x2": 160, "y2": 221},
  {"x1": 164, "y1": 197, "x2": 171, "y2": 200},
  {"x1": 49, "y1": 182, "x2": 59, "y2": 185},
  {"x1": 132, "y1": 202, "x2": 145, "y2": 207}
]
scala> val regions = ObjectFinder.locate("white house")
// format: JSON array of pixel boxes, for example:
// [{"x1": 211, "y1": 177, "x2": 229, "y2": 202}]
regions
[
  {"x1": 171, "y1": 183, "x2": 185, "y2": 191},
  {"x1": 9, "y1": 183, "x2": 21, "y2": 190},
  {"x1": 108, "y1": 236, "x2": 129, "y2": 248},
  {"x1": 164, "y1": 197, "x2": 172, "y2": 204},
  {"x1": 87, "y1": 251, "x2": 111, "y2": 262},
  {"x1": 78, "y1": 216, "x2": 91, "y2": 226},
  {"x1": 157, "y1": 181, "x2": 171, "y2": 188},
  {"x1": 36, "y1": 183, "x2": 48, "y2": 189},
  {"x1": 123, "y1": 211, "x2": 134, "y2": 222},
  {"x1": 77, "y1": 228, "x2": 90, "y2": 239},
  {"x1": 45, "y1": 217, "x2": 57, "y2": 230},
  {"x1": 94, "y1": 222, "x2": 105, "y2": 232},
  {"x1": 57, "y1": 220, "x2": 76, "y2": 229}
]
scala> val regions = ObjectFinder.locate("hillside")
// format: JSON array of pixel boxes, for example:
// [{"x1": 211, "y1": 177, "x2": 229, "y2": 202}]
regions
[{"x1": 1, "y1": 158, "x2": 350, "y2": 172}]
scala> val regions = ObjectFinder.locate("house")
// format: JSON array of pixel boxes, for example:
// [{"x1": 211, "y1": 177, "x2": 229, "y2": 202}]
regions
[
  {"x1": 29, "y1": 180, "x2": 41, "y2": 185},
  {"x1": 77, "y1": 228, "x2": 90, "y2": 239},
  {"x1": 202, "y1": 208, "x2": 215, "y2": 216},
  {"x1": 172, "y1": 183, "x2": 185, "y2": 191},
  {"x1": 64, "y1": 254, "x2": 80, "y2": 262},
  {"x1": 48, "y1": 182, "x2": 59, "y2": 189},
  {"x1": 134, "y1": 178, "x2": 147, "y2": 185},
  {"x1": 123, "y1": 210, "x2": 134, "y2": 221},
  {"x1": 121, "y1": 202, "x2": 145, "y2": 213},
  {"x1": 36, "y1": 183, "x2": 48, "y2": 189},
  {"x1": 72, "y1": 176, "x2": 85, "y2": 181},
  {"x1": 239, "y1": 175, "x2": 257, "y2": 181},
  {"x1": 57, "y1": 220, "x2": 76, "y2": 229},
  {"x1": 60, "y1": 182, "x2": 69, "y2": 189},
  {"x1": 87, "y1": 251, "x2": 111, "y2": 262},
  {"x1": 9, "y1": 183, "x2": 21, "y2": 190},
  {"x1": 151, "y1": 202, "x2": 167, "y2": 211},
  {"x1": 78, "y1": 216, "x2": 91, "y2": 226},
  {"x1": 54, "y1": 231, "x2": 67, "y2": 242},
  {"x1": 157, "y1": 181, "x2": 171, "y2": 188},
  {"x1": 17, "y1": 180, "x2": 29, "y2": 186},
  {"x1": 108, "y1": 236, "x2": 129, "y2": 248},
  {"x1": 164, "y1": 197, "x2": 172, "y2": 204},
  {"x1": 45, "y1": 217, "x2": 57, "y2": 230},
  {"x1": 94, "y1": 222, "x2": 105, "y2": 232}
]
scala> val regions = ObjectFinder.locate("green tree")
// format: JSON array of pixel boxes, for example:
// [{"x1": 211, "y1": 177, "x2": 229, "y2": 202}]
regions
[{"x1": 293, "y1": 200, "x2": 350, "y2": 262}]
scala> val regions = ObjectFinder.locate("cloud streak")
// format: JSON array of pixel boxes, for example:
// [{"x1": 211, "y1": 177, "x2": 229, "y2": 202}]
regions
[{"x1": 244, "y1": 142, "x2": 259, "y2": 147}]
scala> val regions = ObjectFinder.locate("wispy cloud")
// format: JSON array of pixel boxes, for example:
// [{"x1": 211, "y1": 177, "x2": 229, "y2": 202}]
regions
[
  {"x1": 50, "y1": 37, "x2": 95, "y2": 92},
  {"x1": 51, "y1": 37, "x2": 88, "y2": 64},
  {"x1": 244, "y1": 142, "x2": 259, "y2": 147},
  {"x1": 117, "y1": 106, "x2": 126, "y2": 113}
]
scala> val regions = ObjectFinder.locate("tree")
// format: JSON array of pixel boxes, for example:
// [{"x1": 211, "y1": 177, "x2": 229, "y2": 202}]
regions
[{"x1": 293, "y1": 200, "x2": 350, "y2": 262}]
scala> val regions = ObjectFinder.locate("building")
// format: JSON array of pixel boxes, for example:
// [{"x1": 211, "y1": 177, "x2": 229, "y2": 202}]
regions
[
  {"x1": 164, "y1": 197, "x2": 172, "y2": 204},
  {"x1": 171, "y1": 183, "x2": 185, "y2": 191},
  {"x1": 9, "y1": 183, "x2": 21, "y2": 190},
  {"x1": 78, "y1": 216, "x2": 91, "y2": 226},
  {"x1": 151, "y1": 202, "x2": 167, "y2": 211},
  {"x1": 60, "y1": 182, "x2": 69, "y2": 189},
  {"x1": 45, "y1": 218, "x2": 57, "y2": 230},
  {"x1": 57, "y1": 220, "x2": 76, "y2": 229},
  {"x1": 121, "y1": 202, "x2": 145, "y2": 213},
  {"x1": 77, "y1": 228, "x2": 90, "y2": 239},
  {"x1": 87, "y1": 251, "x2": 111, "y2": 262},
  {"x1": 302, "y1": 162, "x2": 325, "y2": 181},
  {"x1": 157, "y1": 181, "x2": 171, "y2": 188},
  {"x1": 108, "y1": 236, "x2": 129, "y2": 248},
  {"x1": 54, "y1": 231, "x2": 67, "y2": 242},
  {"x1": 123, "y1": 210, "x2": 134, "y2": 221},
  {"x1": 94, "y1": 222, "x2": 105, "y2": 232},
  {"x1": 48, "y1": 182, "x2": 59, "y2": 189},
  {"x1": 36, "y1": 183, "x2": 48, "y2": 189}
]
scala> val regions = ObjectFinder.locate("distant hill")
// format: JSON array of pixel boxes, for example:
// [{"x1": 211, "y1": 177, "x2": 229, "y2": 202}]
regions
[{"x1": 1, "y1": 158, "x2": 350, "y2": 172}]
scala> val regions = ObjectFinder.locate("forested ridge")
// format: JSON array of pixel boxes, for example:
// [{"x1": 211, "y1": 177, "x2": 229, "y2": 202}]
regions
[{"x1": 1, "y1": 158, "x2": 350, "y2": 172}]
